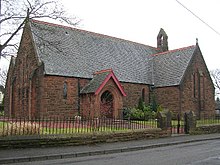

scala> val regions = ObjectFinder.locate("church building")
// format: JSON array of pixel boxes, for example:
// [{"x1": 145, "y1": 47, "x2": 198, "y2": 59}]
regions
[{"x1": 4, "y1": 19, "x2": 215, "y2": 119}]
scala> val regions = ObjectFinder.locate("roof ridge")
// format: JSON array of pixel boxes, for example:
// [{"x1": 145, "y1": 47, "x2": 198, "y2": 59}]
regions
[
  {"x1": 94, "y1": 69, "x2": 112, "y2": 75},
  {"x1": 151, "y1": 45, "x2": 196, "y2": 57},
  {"x1": 31, "y1": 19, "x2": 158, "y2": 50}
]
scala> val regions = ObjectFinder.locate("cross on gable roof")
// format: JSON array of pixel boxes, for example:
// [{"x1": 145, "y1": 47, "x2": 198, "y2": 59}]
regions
[{"x1": 81, "y1": 69, "x2": 126, "y2": 96}]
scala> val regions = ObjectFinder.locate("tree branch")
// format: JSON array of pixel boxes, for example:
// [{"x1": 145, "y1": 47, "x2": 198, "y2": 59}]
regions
[{"x1": 0, "y1": 0, "x2": 80, "y2": 57}]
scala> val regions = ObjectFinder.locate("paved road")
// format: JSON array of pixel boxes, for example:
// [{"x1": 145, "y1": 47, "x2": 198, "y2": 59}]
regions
[
  {"x1": 11, "y1": 139, "x2": 220, "y2": 165},
  {"x1": 1, "y1": 134, "x2": 220, "y2": 164}
]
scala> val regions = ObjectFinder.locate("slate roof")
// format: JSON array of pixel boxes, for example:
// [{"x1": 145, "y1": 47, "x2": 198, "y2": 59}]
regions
[
  {"x1": 80, "y1": 71, "x2": 110, "y2": 94},
  {"x1": 28, "y1": 19, "x2": 198, "y2": 87},
  {"x1": 152, "y1": 45, "x2": 196, "y2": 87},
  {"x1": 30, "y1": 19, "x2": 159, "y2": 84}
]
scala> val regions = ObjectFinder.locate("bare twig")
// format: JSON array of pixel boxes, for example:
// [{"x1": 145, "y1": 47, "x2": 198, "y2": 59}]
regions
[
  {"x1": 210, "y1": 69, "x2": 220, "y2": 95},
  {"x1": 0, "y1": 0, "x2": 79, "y2": 57}
]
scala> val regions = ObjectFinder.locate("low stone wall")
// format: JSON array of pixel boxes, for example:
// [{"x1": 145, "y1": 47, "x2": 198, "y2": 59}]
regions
[
  {"x1": 191, "y1": 125, "x2": 220, "y2": 134},
  {"x1": 0, "y1": 128, "x2": 170, "y2": 149}
]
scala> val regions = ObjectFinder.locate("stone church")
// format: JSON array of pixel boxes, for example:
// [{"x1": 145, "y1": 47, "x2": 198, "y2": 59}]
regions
[{"x1": 4, "y1": 19, "x2": 215, "y2": 119}]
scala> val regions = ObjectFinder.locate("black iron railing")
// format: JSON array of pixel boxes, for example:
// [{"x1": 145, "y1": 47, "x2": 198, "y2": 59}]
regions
[{"x1": 0, "y1": 117, "x2": 158, "y2": 137}]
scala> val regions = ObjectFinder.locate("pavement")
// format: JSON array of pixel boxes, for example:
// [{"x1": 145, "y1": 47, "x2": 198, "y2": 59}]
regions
[{"x1": 0, "y1": 133, "x2": 220, "y2": 164}]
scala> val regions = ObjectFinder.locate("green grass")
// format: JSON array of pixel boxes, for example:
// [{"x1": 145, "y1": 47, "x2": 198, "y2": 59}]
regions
[
  {"x1": 1, "y1": 118, "x2": 219, "y2": 136},
  {"x1": 0, "y1": 121, "x2": 134, "y2": 136},
  {"x1": 0, "y1": 122, "x2": 4, "y2": 127},
  {"x1": 130, "y1": 119, "x2": 157, "y2": 128},
  {"x1": 171, "y1": 120, "x2": 184, "y2": 125},
  {"x1": 196, "y1": 119, "x2": 220, "y2": 126},
  {"x1": 171, "y1": 119, "x2": 220, "y2": 127}
]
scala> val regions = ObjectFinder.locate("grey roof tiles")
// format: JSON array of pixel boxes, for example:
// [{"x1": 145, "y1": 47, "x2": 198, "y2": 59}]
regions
[
  {"x1": 152, "y1": 45, "x2": 196, "y2": 87},
  {"x1": 29, "y1": 19, "x2": 197, "y2": 87},
  {"x1": 80, "y1": 71, "x2": 110, "y2": 94}
]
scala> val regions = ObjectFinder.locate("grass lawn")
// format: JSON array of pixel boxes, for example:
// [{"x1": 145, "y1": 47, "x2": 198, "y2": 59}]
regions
[
  {"x1": 171, "y1": 120, "x2": 184, "y2": 125},
  {"x1": 130, "y1": 119, "x2": 157, "y2": 128},
  {"x1": 196, "y1": 119, "x2": 220, "y2": 126},
  {"x1": 0, "y1": 120, "x2": 143, "y2": 136},
  {"x1": 171, "y1": 119, "x2": 220, "y2": 127}
]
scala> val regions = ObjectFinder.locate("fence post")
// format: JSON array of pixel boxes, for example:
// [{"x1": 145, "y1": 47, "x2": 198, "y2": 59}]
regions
[
  {"x1": 188, "y1": 111, "x2": 197, "y2": 133},
  {"x1": 157, "y1": 111, "x2": 170, "y2": 130},
  {"x1": 177, "y1": 114, "x2": 181, "y2": 134},
  {"x1": 184, "y1": 111, "x2": 196, "y2": 134},
  {"x1": 184, "y1": 113, "x2": 188, "y2": 134}
]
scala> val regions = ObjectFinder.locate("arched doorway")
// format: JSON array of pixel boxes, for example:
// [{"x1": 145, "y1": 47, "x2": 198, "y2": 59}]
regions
[{"x1": 100, "y1": 90, "x2": 114, "y2": 118}]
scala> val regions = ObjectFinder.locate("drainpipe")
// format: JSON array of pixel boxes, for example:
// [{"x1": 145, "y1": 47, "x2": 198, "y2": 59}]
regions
[
  {"x1": 77, "y1": 77, "x2": 80, "y2": 116},
  {"x1": 149, "y1": 84, "x2": 155, "y2": 110},
  {"x1": 28, "y1": 79, "x2": 32, "y2": 120},
  {"x1": 179, "y1": 85, "x2": 182, "y2": 117},
  {"x1": 9, "y1": 84, "x2": 12, "y2": 118},
  {"x1": 198, "y1": 72, "x2": 201, "y2": 119}
]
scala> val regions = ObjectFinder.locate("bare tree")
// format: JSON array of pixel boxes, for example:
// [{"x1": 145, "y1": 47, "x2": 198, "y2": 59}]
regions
[
  {"x1": 0, "y1": 0, "x2": 79, "y2": 86},
  {"x1": 0, "y1": 0, "x2": 79, "y2": 58},
  {"x1": 210, "y1": 69, "x2": 220, "y2": 96}
]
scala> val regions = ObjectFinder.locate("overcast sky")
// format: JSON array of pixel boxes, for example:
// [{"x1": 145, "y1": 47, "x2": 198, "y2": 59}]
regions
[
  {"x1": 61, "y1": 0, "x2": 220, "y2": 70},
  {"x1": 1, "y1": 0, "x2": 219, "y2": 72}
]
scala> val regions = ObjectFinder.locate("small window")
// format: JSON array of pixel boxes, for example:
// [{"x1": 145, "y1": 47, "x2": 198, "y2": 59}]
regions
[
  {"x1": 63, "y1": 82, "x2": 68, "y2": 99},
  {"x1": 193, "y1": 73, "x2": 196, "y2": 98},
  {"x1": 142, "y1": 88, "x2": 145, "y2": 102}
]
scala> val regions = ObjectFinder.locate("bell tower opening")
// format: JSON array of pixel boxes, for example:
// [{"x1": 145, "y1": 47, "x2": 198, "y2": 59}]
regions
[{"x1": 157, "y1": 28, "x2": 168, "y2": 52}]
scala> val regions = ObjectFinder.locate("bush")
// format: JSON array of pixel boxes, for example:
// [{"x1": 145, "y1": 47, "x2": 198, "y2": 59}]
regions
[
  {"x1": 0, "y1": 111, "x2": 4, "y2": 116},
  {"x1": 123, "y1": 98, "x2": 161, "y2": 120},
  {"x1": 122, "y1": 108, "x2": 131, "y2": 119},
  {"x1": 123, "y1": 107, "x2": 156, "y2": 121},
  {"x1": 130, "y1": 108, "x2": 145, "y2": 120}
]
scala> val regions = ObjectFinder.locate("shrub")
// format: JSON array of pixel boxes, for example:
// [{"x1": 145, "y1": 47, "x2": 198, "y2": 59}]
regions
[
  {"x1": 123, "y1": 108, "x2": 131, "y2": 119},
  {"x1": 0, "y1": 111, "x2": 4, "y2": 116},
  {"x1": 123, "y1": 98, "x2": 161, "y2": 120},
  {"x1": 130, "y1": 108, "x2": 145, "y2": 120}
]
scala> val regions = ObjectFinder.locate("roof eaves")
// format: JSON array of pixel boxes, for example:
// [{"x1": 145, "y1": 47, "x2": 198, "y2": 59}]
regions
[
  {"x1": 178, "y1": 45, "x2": 197, "y2": 86},
  {"x1": 28, "y1": 20, "x2": 44, "y2": 65},
  {"x1": 95, "y1": 71, "x2": 126, "y2": 96},
  {"x1": 151, "y1": 45, "x2": 196, "y2": 57}
]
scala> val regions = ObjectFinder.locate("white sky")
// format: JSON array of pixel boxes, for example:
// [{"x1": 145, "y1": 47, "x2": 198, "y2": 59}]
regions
[
  {"x1": 1, "y1": 0, "x2": 220, "y2": 72},
  {"x1": 61, "y1": 0, "x2": 220, "y2": 70}
]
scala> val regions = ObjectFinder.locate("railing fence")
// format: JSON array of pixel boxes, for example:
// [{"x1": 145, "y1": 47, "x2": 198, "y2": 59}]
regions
[{"x1": 0, "y1": 117, "x2": 158, "y2": 137}]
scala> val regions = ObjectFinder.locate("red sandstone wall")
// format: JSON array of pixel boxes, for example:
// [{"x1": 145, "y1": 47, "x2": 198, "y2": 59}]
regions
[
  {"x1": 180, "y1": 48, "x2": 215, "y2": 117},
  {"x1": 5, "y1": 22, "x2": 40, "y2": 118},
  {"x1": 121, "y1": 82, "x2": 150, "y2": 108},
  {"x1": 155, "y1": 47, "x2": 215, "y2": 118},
  {"x1": 41, "y1": 76, "x2": 89, "y2": 118},
  {"x1": 155, "y1": 86, "x2": 180, "y2": 115}
]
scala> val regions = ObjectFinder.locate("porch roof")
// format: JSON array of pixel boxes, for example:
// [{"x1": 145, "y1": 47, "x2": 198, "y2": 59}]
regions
[{"x1": 80, "y1": 69, "x2": 126, "y2": 96}]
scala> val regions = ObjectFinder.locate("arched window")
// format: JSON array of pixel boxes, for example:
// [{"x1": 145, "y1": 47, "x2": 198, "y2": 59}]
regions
[
  {"x1": 142, "y1": 88, "x2": 145, "y2": 102},
  {"x1": 193, "y1": 73, "x2": 196, "y2": 98},
  {"x1": 63, "y1": 82, "x2": 67, "y2": 99},
  {"x1": 101, "y1": 91, "x2": 113, "y2": 103}
]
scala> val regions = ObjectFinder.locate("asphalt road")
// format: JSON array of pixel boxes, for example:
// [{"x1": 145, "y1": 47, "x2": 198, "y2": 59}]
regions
[{"x1": 12, "y1": 139, "x2": 220, "y2": 165}]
